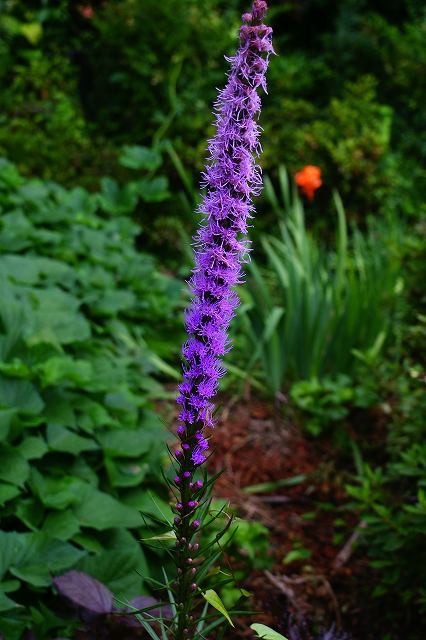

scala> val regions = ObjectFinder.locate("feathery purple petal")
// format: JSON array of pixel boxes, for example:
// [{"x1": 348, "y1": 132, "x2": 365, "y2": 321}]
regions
[{"x1": 176, "y1": 1, "x2": 273, "y2": 467}]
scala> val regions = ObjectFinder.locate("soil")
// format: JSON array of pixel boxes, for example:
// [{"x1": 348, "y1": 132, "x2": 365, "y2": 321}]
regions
[{"x1": 205, "y1": 396, "x2": 403, "y2": 640}]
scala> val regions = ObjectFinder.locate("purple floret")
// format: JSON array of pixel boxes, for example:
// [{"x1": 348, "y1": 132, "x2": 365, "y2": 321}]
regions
[{"x1": 176, "y1": 1, "x2": 273, "y2": 467}]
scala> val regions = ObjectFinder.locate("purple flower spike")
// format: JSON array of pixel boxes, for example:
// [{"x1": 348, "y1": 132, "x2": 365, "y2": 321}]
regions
[
  {"x1": 172, "y1": 5, "x2": 272, "y2": 634},
  {"x1": 176, "y1": 1, "x2": 273, "y2": 467}
]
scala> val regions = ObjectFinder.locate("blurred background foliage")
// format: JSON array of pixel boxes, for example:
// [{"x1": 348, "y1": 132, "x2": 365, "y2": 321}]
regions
[
  {"x1": 0, "y1": 0, "x2": 424, "y2": 220},
  {"x1": 0, "y1": 0, "x2": 425, "y2": 638}
]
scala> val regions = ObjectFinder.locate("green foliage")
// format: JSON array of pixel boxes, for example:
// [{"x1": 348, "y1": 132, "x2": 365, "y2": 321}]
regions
[
  {"x1": 291, "y1": 374, "x2": 377, "y2": 436},
  {"x1": 233, "y1": 169, "x2": 400, "y2": 395},
  {"x1": 251, "y1": 623, "x2": 289, "y2": 639},
  {"x1": 345, "y1": 221, "x2": 426, "y2": 617},
  {"x1": 264, "y1": 73, "x2": 395, "y2": 213},
  {"x1": 0, "y1": 0, "x2": 424, "y2": 218},
  {"x1": 0, "y1": 158, "x2": 181, "y2": 626},
  {"x1": 346, "y1": 377, "x2": 426, "y2": 612},
  {"x1": 265, "y1": 1, "x2": 426, "y2": 217},
  {"x1": 201, "y1": 589, "x2": 234, "y2": 627},
  {"x1": 204, "y1": 506, "x2": 272, "y2": 572}
]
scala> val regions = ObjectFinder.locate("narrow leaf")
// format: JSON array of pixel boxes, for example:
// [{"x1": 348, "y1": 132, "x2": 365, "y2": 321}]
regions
[{"x1": 202, "y1": 589, "x2": 234, "y2": 627}]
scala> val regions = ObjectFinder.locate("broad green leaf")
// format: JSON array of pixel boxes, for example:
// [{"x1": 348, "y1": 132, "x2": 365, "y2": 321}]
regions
[
  {"x1": 42, "y1": 510, "x2": 80, "y2": 541},
  {"x1": 0, "y1": 590, "x2": 21, "y2": 611},
  {"x1": 0, "y1": 359, "x2": 30, "y2": 378},
  {"x1": 134, "y1": 177, "x2": 169, "y2": 202},
  {"x1": 18, "y1": 436, "x2": 48, "y2": 460},
  {"x1": 36, "y1": 357, "x2": 93, "y2": 387},
  {"x1": 47, "y1": 424, "x2": 98, "y2": 455},
  {"x1": 0, "y1": 483, "x2": 20, "y2": 506},
  {"x1": 122, "y1": 489, "x2": 172, "y2": 523},
  {"x1": 1, "y1": 580, "x2": 20, "y2": 593},
  {"x1": 0, "y1": 408, "x2": 16, "y2": 441},
  {"x1": 15, "y1": 499, "x2": 44, "y2": 530},
  {"x1": 105, "y1": 457, "x2": 149, "y2": 487},
  {"x1": 202, "y1": 589, "x2": 234, "y2": 627},
  {"x1": 98, "y1": 428, "x2": 154, "y2": 458},
  {"x1": 44, "y1": 395, "x2": 76, "y2": 428},
  {"x1": 25, "y1": 288, "x2": 90, "y2": 346},
  {"x1": 72, "y1": 532, "x2": 104, "y2": 554},
  {"x1": 82, "y1": 356, "x2": 127, "y2": 393},
  {"x1": 29, "y1": 469, "x2": 90, "y2": 510},
  {"x1": 104, "y1": 388, "x2": 140, "y2": 412},
  {"x1": 77, "y1": 547, "x2": 147, "y2": 598},
  {"x1": 62, "y1": 185, "x2": 97, "y2": 216},
  {"x1": 250, "y1": 624, "x2": 289, "y2": 639},
  {"x1": 119, "y1": 145, "x2": 162, "y2": 171},
  {"x1": 1, "y1": 531, "x2": 85, "y2": 587},
  {"x1": 75, "y1": 398, "x2": 113, "y2": 431},
  {"x1": 20, "y1": 22, "x2": 42, "y2": 44},
  {"x1": 0, "y1": 532, "x2": 22, "y2": 579},
  {"x1": 89, "y1": 290, "x2": 135, "y2": 315},
  {"x1": 0, "y1": 378, "x2": 44, "y2": 415},
  {"x1": 68, "y1": 457, "x2": 99, "y2": 486},
  {"x1": 0, "y1": 446, "x2": 30, "y2": 486},
  {"x1": 0, "y1": 255, "x2": 72, "y2": 286},
  {"x1": 73, "y1": 488, "x2": 142, "y2": 530},
  {"x1": 97, "y1": 177, "x2": 138, "y2": 215}
]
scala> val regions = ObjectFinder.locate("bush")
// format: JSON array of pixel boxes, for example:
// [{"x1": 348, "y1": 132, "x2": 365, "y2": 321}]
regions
[
  {"x1": 0, "y1": 158, "x2": 182, "y2": 639},
  {"x1": 346, "y1": 368, "x2": 426, "y2": 619},
  {"x1": 1, "y1": 1, "x2": 424, "y2": 218},
  {"x1": 345, "y1": 223, "x2": 426, "y2": 623}
]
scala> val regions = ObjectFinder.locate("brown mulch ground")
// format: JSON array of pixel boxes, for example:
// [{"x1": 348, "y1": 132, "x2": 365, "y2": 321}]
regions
[{"x1": 205, "y1": 397, "x2": 390, "y2": 640}]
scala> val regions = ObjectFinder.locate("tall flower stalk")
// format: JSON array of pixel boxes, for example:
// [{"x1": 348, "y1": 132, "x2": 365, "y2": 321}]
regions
[{"x1": 171, "y1": 2, "x2": 272, "y2": 636}]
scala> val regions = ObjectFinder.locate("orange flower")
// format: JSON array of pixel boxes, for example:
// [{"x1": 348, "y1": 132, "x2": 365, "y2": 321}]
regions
[
  {"x1": 294, "y1": 165, "x2": 322, "y2": 201},
  {"x1": 78, "y1": 5, "x2": 95, "y2": 19}
]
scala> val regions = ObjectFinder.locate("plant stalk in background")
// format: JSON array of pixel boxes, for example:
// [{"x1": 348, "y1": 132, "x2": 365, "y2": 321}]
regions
[{"x1": 171, "y1": 2, "x2": 273, "y2": 637}]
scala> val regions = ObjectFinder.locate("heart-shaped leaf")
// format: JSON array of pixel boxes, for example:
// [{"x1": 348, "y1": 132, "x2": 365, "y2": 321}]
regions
[{"x1": 53, "y1": 570, "x2": 113, "y2": 615}]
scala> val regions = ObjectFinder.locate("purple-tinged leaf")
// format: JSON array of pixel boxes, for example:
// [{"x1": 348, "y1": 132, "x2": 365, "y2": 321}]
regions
[
  {"x1": 114, "y1": 595, "x2": 173, "y2": 627},
  {"x1": 53, "y1": 570, "x2": 113, "y2": 615}
]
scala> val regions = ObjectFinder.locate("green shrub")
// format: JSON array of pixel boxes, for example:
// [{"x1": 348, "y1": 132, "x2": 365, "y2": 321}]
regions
[
  {"x1": 345, "y1": 223, "x2": 426, "y2": 621},
  {"x1": 346, "y1": 369, "x2": 426, "y2": 617},
  {"x1": 1, "y1": 1, "x2": 424, "y2": 219},
  {"x1": 290, "y1": 373, "x2": 377, "y2": 437},
  {"x1": 263, "y1": 74, "x2": 394, "y2": 215},
  {"x1": 232, "y1": 168, "x2": 400, "y2": 396},
  {"x1": 0, "y1": 158, "x2": 182, "y2": 638}
]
